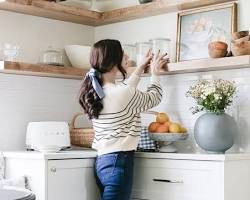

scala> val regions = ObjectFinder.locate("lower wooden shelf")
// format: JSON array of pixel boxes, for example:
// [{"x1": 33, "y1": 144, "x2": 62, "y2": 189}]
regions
[
  {"x1": 0, "y1": 61, "x2": 87, "y2": 79},
  {"x1": 1, "y1": 55, "x2": 250, "y2": 80}
]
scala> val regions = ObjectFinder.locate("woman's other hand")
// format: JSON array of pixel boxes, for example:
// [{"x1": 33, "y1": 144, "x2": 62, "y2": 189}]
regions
[{"x1": 150, "y1": 50, "x2": 169, "y2": 75}]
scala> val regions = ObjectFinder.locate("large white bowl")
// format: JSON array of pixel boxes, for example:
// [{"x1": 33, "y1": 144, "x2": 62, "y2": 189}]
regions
[{"x1": 65, "y1": 45, "x2": 91, "y2": 69}]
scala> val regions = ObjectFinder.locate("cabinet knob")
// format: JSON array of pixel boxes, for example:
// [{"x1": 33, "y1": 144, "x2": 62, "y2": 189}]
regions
[
  {"x1": 50, "y1": 167, "x2": 57, "y2": 173},
  {"x1": 153, "y1": 178, "x2": 183, "y2": 184}
]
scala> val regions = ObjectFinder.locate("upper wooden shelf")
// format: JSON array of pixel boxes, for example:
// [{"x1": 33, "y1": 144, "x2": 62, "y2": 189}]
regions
[
  {"x1": 1, "y1": 56, "x2": 250, "y2": 80},
  {"x1": 0, "y1": 0, "x2": 235, "y2": 26},
  {"x1": 100, "y1": 0, "x2": 235, "y2": 26},
  {"x1": 0, "y1": 0, "x2": 101, "y2": 26}
]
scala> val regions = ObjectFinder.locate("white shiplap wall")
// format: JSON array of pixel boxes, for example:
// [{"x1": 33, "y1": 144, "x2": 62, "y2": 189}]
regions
[
  {"x1": 95, "y1": 0, "x2": 250, "y2": 152},
  {"x1": 0, "y1": 11, "x2": 94, "y2": 150},
  {"x1": 0, "y1": 73, "x2": 89, "y2": 150},
  {"x1": 1, "y1": 0, "x2": 250, "y2": 153},
  {"x1": 139, "y1": 68, "x2": 250, "y2": 153},
  {"x1": 94, "y1": 0, "x2": 250, "y2": 153},
  {"x1": 0, "y1": 10, "x2": 94, "y2": 64}
]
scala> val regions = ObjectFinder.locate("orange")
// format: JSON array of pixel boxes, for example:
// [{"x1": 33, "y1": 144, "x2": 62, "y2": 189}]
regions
[
  {"x1": 155, "y1": 124, "x2": 169, "y2": 133},
  {"x1": 163, "y1": 121, "x2": 171, "y2": 130},
  {"x1": 156, "y1": 113, "x2": 169, "y2": 124},
  {"x1": 148, "y1": 122, "x2": 160, "y2": 133}
]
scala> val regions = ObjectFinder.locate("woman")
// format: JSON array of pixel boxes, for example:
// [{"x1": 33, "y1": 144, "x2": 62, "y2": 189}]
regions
[{"x1": 79, "y1": 39, "x2": 167, "y2": 200}]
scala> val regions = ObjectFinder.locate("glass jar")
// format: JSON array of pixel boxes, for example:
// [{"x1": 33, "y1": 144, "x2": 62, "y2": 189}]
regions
[
  {"x1": 136, "y1": 42, "x2": 152, "y2": 66},
  {"x1": 150, "y1": 38, "x2": 171, "y2": 59},
  {"x1": 39, "y1": 46, "x2": 64, "y2": 66},
  {"x1": 2, "y1": 43, "x2": 20, "y2": 61},
  {"x1": 122, "y1": 44, "x2": 136, "y2": 67}
]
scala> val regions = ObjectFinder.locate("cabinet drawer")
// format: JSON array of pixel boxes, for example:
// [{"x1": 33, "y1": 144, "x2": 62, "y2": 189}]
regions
[{"x1": 132, "y1": 158, "x2": 223, "y2": 200}]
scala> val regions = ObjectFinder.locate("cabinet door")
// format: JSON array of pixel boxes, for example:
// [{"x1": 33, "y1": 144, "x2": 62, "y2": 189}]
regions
[
  {"x1": 48, "y1": 159, "x2": 100, "y2": 200},
  {"x1": 132, "y1": 158, "x2": 224, "y2": 200}
]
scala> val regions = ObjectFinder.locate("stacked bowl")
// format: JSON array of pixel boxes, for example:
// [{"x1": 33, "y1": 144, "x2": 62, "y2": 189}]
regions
[
  {"x1": 208, "y1": 41, "x2": 228, "y2": 58},
  {"x1": 231, "y1": 30, "x2": 250, "y2": 56}
]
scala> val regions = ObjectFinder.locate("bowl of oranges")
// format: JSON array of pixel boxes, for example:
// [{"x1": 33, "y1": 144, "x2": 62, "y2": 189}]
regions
[{"x1": 146, "y1": 111, "x2": 188, "y2": 153}]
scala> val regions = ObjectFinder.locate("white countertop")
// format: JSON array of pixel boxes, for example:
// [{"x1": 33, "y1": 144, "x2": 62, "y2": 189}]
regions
[
  {"x1": 135, "y1": 152, "x2": 250, "y2": 161},
  {"x1": 3, "y1": 150, "x2": 97, "y2": 160},
  {"x1": 3, "y1": 150, "x2": 250, "y2": 161}
]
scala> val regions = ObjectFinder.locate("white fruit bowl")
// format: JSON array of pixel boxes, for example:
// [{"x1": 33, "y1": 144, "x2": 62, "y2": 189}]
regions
[
  {"x1": 65, "y1": 45, "x2": 91, "y2": 69},
  {"x1": 149, "y1": 132, "x2": 188, "y2": 153}
]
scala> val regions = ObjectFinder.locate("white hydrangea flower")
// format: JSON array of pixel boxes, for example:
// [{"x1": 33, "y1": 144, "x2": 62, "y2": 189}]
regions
[
  {"x1": 186, "y1": 78, "x2": 236, "y2": 114},
  {"x1": 214, "y1": 94, "x2": 220, "y2": 100}
]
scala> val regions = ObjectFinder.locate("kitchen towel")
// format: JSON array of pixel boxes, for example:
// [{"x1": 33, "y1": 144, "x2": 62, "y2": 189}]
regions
[
  {"x1": 137, "y1": 126, "x2": 159, "y2": 152},
  {"x1": 0, "y1": 152, "x2": 31, "y2": 190}
]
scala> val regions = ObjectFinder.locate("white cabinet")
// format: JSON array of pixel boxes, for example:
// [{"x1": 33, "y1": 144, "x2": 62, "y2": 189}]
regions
[
  {"x1": 132, "y1": 153, "x2": 250, "y2": 200},
  {"x1": 4, "y1": 151, "x2": 250, "y2": 200},
  {"x1": 4, "y1": 151, "x2": 100, "y2": 200}
]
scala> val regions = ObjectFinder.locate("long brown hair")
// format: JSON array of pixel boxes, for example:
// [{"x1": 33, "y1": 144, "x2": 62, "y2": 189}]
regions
[{"x1": 79, "y1": 39, "x2": 127, "y2": 119}]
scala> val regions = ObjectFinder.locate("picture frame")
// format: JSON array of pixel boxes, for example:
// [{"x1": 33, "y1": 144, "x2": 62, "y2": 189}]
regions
[{"x1": 176, "y1": 2, "x2": 237, "y2": 62}]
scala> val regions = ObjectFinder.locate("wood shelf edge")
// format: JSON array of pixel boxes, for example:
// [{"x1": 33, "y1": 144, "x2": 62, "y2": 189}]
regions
[
  {"x1": 0, "y1": 0, "x2": 101, "y2": 26},
  {"x1": 100, "y1": 0, "x2": 235, "y2": 26},
  {"x1": 125, "y1": 55, "x2": 250, "y2": 77},
  {"x1": 0, "y1": 61, "x2": 86, "y2": 79}
]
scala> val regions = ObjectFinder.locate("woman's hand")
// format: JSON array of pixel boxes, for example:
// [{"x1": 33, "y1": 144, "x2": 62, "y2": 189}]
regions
[
  {"x1": 150, "y1": 50, "x2": 169, "y2": 75},
  {"x1": 134, "y1": 49, "x2": 153, "y2": 76}
]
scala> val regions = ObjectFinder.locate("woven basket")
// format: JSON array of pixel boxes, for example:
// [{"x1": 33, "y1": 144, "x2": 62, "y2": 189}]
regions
[{"x1": 70, "y1": 113, "x2": 94, "y2": 148}]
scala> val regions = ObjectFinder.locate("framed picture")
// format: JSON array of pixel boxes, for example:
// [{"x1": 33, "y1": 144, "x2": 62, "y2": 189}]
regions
[{"x1": 176, "y1": 2, "x2": 237, "y2": 62}]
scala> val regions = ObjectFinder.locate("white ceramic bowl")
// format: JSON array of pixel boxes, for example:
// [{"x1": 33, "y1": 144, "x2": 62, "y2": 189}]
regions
[
  {"x1": 148, "y1": 132, "x2": 188, "y2": 142},
  {"x1": 65, "y1": 45, "x2": 91, "y2": 69}
]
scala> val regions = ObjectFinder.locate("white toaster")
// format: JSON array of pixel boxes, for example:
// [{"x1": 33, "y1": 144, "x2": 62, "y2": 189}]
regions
[{"x1": 26, "y1": 121, "x2": 70, "y2": 152}]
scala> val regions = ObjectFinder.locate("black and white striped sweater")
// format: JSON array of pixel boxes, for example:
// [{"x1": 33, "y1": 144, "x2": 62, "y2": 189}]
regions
[{"x1": 92, "y1": 73, "x2": 162, "y2": 155}]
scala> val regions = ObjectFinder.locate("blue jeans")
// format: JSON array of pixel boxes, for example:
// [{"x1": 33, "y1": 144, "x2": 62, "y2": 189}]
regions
[{"x1": 95, "y1": 151, "x2": 135, "y2": 200}]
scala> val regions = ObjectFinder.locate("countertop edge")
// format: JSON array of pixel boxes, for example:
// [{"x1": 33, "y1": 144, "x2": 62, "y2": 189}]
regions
[{"x1": 3, "y1": 151, "x2": 250, "y2": 161}]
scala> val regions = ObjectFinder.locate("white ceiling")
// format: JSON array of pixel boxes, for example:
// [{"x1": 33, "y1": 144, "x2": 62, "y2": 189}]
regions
[
  {"x1": 58, "y1": 0, "x2": 141, "y2": 11},
  {"x1": 97, "y1": 0, "x2": 140, "y2": 10}
]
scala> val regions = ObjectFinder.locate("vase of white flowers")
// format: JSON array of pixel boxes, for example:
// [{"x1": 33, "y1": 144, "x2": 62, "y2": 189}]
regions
[{"x1": 186, "y1": 79, "x2": 238, "y2": 153}]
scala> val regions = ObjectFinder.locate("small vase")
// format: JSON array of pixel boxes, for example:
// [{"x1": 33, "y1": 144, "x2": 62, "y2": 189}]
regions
[{"x1": 194, "y1": 112, "x2": 238, "y2": 153}]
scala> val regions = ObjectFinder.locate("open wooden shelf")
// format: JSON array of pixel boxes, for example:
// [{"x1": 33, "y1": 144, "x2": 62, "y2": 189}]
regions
[
  {"x1": 100, "y1": 0, "x2": 235, "y2": 26},
  {"x1": 0, "y1": 61, "x2": 87, "y2": 79},
  {"x1": 0, "y1": 0, "x2": 235, "y2": 26},
  {"x1": 1, "y1": 56, "x2": 250, "y2": 79},
  {"x1": 165, "y1": 55, "x2": 250, "y2": 75},
  {"x1": 0, "y1": 0, "x2": 101, "y2": 26},
  {"x1": 135, "y1": 55, "x2": 250, "y2": 77}
]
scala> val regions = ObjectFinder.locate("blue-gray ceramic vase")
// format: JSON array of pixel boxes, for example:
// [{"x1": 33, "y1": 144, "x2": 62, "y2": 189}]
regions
[{"x1": 194, "y1": 112, "x2": 238, "y2": 153}]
